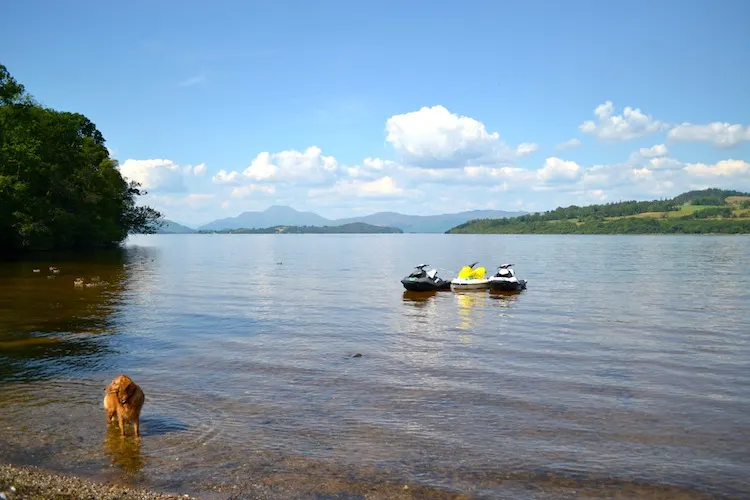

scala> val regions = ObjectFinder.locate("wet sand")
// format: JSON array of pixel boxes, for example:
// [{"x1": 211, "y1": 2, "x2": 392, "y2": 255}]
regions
[
  {"x1": 0, "y1": 464, "x2": 197, "y2": 500},
  {"x1": 0, "y1": 462, "x2": 472, "y2": 500},
  {"x1": 0, "y1": 461, "x2": 729, "y2": 500}
]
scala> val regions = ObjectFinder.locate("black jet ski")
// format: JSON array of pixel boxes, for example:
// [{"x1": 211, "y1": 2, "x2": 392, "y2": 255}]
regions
[
  {"x1": 488, "y1": 264, "x2": 527, "y2": 291},
  {"x1": 401, "y1": 264, "x2": 452, "y2": 292}
]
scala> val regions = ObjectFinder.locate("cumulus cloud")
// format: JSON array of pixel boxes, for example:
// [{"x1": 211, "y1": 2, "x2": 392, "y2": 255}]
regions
[
  {"x1": 647, "y1": 157, "x2": 682, "y2": 170},
  {"x1": 556, "y1": 138, "x2": 581, "y2": 151},
  {"x1": 638, "y1": 144, "x2": 668, "y2": 158},
  {"x1": 136, "y1": 102, "x2": 750, "y2": 222},
  {"x1": 668, "y1": 123, "x2": 750, "y2": 148},
  {"x1": 192, "y1": 163, "x2": 207, "y2": 175},
  {"x1": 213, "y1": 146, "x2": 339, "y2": 186},
  {"x1": 119, "y1": 159, "x2": 189, "y2": 192},
  {"x1": 580, "y1": 101, "x2": 668, "y2": 141},
  {"x1": 515, "y1": 143, "x2": 539, "y2": 156},
  {"x1": 212, "y1": 170, "x2": 242, "y2": 184},
  {"x1": 536, "y1": 157, "x2": 583, "y2": 183},
  {"x1": 308, "y1": 176, "x2": 416, "y2": 199},
  {"x1": 683, "y1": 159, "x2": 750, "y2": 177},
  {"x1": 344, "y1": 157, "x2": 397, "y2": 179},
  {"x1": 384, "y1": 105, "x2": 533, "y2": 167}
]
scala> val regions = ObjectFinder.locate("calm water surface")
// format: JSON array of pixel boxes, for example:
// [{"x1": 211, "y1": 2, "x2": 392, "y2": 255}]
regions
[{"x1": 1, "y1": 234, "x2": 749, "y2": 499}]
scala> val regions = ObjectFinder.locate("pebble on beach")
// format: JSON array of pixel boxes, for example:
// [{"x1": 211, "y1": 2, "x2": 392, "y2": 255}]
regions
[{"x1": 0, "y1": 464, "x2": 197, "y2": 500}]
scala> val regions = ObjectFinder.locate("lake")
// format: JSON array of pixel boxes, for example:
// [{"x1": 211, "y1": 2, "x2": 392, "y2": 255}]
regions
[{"x1": 1, "y1": 234, "x2": 749, "y2": 499}]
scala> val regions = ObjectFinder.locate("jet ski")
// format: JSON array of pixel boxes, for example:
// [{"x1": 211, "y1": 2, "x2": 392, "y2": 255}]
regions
[
  {"x1": 401, "y1": 264, "x2": 452, "y2": 292},
  {"x1": 488, "y1": 264, "x2": 527, "y2": 291},
  {"x1": 450, "y1": 262, "x2": 490, "y2": 291}
]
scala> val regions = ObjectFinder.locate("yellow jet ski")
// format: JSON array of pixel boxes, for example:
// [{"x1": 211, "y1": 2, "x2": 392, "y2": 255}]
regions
[{"x1": 450, "y1": 262, "x2": 490, "y2": 290}]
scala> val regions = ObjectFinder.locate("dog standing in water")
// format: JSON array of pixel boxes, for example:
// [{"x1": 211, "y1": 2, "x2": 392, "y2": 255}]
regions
[{"x1": 104, "y1": 374, "x2": 145, "y2": 437}]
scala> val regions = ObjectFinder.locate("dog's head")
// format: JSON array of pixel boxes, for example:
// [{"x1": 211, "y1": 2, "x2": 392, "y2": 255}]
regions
[{"x1": 106, "y1": 374, "x2": 137, "y2": 405}]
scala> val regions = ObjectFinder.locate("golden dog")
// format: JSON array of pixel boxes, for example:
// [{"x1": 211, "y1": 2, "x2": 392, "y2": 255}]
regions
[{"x1": 104, "y1": 374, "x2": 145, "y2": 437}]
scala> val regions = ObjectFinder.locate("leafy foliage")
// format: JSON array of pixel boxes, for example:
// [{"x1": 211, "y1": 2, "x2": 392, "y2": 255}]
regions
[
  {"x1": 0, "y1": 64, "x2": 162, "y2": 256},
  {"x1": 482, "y1": 199, "x2": 678, "y2": 226},
  {"x1": 448, "y1": 217, "x2": 750, "y2": 235},
  {"x1": 685, "y1": 207, "x2": 733, "y2": 219},
  {"x1": 672, "y1": 188, "x2": 747, "y2": 206}
]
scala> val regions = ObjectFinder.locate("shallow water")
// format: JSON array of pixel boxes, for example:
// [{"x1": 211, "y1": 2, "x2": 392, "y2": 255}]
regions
[{"x1": 1, "y1": 234, "x2": 749, "y2": 499}]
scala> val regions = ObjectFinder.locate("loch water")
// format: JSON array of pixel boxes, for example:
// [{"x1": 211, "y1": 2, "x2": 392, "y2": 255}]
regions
[{"x1": 1, "y1": 234, "x2": 749, "y2": 499}]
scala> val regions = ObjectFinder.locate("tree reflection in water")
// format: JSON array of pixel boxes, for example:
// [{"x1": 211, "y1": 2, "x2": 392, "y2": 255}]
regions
[{"x1": 0, "y1": 245, "x2": 157, "y2": 383}]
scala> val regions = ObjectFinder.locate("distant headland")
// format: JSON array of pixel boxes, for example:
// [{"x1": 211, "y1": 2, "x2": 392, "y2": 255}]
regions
[{"x1": 447, "y1": 189, "x2": 750, "y2": 235}]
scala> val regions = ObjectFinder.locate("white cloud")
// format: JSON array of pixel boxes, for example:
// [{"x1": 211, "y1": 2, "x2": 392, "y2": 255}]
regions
[
  {"x1": 402, "y1": 157, "x2": 583, "y2": 190},
  {"x1": 632, "y1": 167, "x2": 653, "y2": 181},
  {"x1": 119, "y1": 159, "x2": 188, "y2": 192},
  {"x1": 230, "y1": 184, "x2": 277, "y2": 198},
  {"x1": 639, "y1": 144, "x2": 668, "y2": 158},
  {"x1": 556, "y1": 138, "x2": 581, "y2": 150},
  {"x1": 212, "y1": 170, "x2": 242, "y2": 184},
  {"x1": 214, "y1": 146, "x2": 339, "y2": 186},
  {"x1": 384, "y1": 105, "x2": 532, "y2": 167},
  {"x1": 308, "y1": 176, "x2": 415, "y2": 199},
  {"x1": 668, "y1": 123, "x2": 750, "y2": 148},
  {"x1": 580, "y1": 101, "x2": 668, "y2": 141},
  {"x1": 536, "y1": 157, "x2": 583, "y2": 183},
  {"x1": 683, "y1": 159, "x2": 750, "y2": 177},
  {"x1": 515, "y1": 143, "x2": 539, "y2": 156},
  {"x1": 344, "y1": 157, "x2": 397, "y2": 179},
  {"x1": 135, "y1": 102, "x2": 750, "y2": 223},
  {"x1": 460, "y1": 166, "x2": 536, "y2": 186},
  {"x1": 647, "y1": 157, "x2": 682, "y2": 170},
  {"x1": 587, "y1": 189, "x2": 607, "y2": 201}
]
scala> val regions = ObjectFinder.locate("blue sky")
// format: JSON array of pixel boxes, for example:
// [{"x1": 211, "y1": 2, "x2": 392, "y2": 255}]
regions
[{"x1": 2, "y1": 0, "x2": 749, "y2": 226}]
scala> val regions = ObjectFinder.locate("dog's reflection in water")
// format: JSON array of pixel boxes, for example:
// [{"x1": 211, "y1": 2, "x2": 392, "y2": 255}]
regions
[{"x1": 104, "y1": 426, "x2": 143, "y2": 475}]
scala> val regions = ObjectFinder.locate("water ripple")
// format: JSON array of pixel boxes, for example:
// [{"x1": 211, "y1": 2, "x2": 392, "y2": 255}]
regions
[{"x1": 1, "y1": 234, "x2": 749, "y2": 498}]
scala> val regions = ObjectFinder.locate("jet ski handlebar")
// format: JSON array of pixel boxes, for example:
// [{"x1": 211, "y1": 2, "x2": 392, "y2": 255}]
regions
[
  {"x1": 499, "y1": 264, "x2": 514, "y2": 268},
  {"x1": 415, "y1": 264, "x2": 430, "y2": 269}
]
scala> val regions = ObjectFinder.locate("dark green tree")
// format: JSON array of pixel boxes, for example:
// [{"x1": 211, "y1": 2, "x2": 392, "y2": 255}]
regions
[{"x1": 0, "y1": 64, "x2": 162, "y2": 256}]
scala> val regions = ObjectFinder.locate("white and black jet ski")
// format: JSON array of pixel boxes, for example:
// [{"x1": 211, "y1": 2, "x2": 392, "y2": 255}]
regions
[
  {"x1": 488, "y1": 264, "x2": 527, "y2": 291},
  {"x1": 401, "y1": 264, "x2": 452, "y2": 292}
]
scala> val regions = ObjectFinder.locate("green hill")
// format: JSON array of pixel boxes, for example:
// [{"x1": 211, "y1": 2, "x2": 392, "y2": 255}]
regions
[{"x1": 447, "y1": 189, "x2": 750, "y2": 235}]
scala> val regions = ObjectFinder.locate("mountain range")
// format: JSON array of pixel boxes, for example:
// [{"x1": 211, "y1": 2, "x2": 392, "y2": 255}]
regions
[{"x1": 156, "y1": 205, "x2": 526, "y2": 234}]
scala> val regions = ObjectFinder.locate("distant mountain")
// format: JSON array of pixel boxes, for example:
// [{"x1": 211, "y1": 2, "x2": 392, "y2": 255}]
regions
[
  {"x1": 198, "y1": 205, "x2": 330, "y2": 231},
  {"x1": 199, "y1": 222, "x2": 403, "y2": 234},
  {"x1": 197, "y1": 206, "x2": 526, "y2": 233},
  {"x1": 156, "y1": 220, "x2": 195, "y2": 234}
]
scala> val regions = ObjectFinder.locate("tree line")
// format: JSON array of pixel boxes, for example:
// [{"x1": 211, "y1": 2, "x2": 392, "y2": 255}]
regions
[
  {"x1": 448, "y1": 188, "x2": 750, "y2": 234},
  {"x1": 448, "y1": 217, "x2": 750, "y2": 235},
  {"x1": 0, "y1": 64, "x2": 162, "y2": 257}
]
